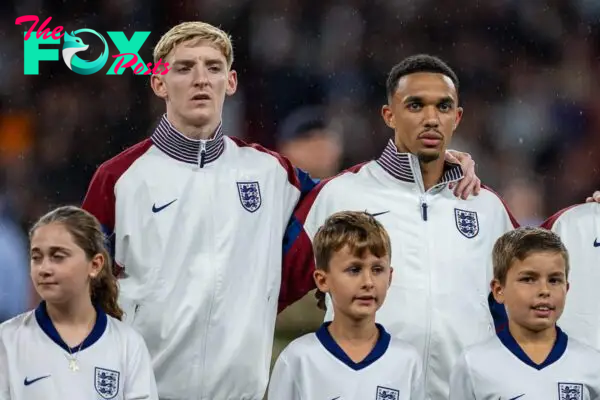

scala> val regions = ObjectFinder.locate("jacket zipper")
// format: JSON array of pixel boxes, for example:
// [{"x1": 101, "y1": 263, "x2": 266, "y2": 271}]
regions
[
  {"x1": 420, "y1": 193, "x2": 428, "y2": 221},
  {"x1": 199, "y1": 141, "x2": 207, "y2": 168}
]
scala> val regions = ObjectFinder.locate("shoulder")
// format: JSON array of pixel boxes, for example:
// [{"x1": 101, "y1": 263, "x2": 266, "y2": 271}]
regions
[
  {"x1": 226, "y1": 136, "x2": 308, "y2": 189},
  {"x1": 106, "y1": 316, "x2": 146, "y2": 347},
  {"x1": 566, "y1": 336, "x2": 600, "y2": 360},
  {"x1": 458, "y1": 335, "x2": 502, "y2": 367},
  {"x1": 541, "y1": 202, "x2": 597, "y2": 230},
  {"x1": 302, "y1": 161, "x2": 371, "y2": 202},
  {"x1": 471, "y1": 184, "x2": 520, "y2": 227},
  {"x1": 93, "y1": 139, "x2": 154, "y2": 180},
  {"x1": 386, "y1": 336, "x2": 422, "y2": 366},
  {"x1": 226, "y1": 136, "x2": 289, "y2": 166},
  {"x1": 0, "y1": 310, "x2": 35, "y2": 339},
  {"x1": 292, "y1": 161, "x2": 371, "y2": 225},
  {"x1": 277, "y1": 332, "x2": 320, "y2": 362}
]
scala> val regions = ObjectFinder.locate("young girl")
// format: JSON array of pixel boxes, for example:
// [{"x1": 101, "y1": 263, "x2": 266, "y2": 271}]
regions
[
  {"x1": 268, "y1": 211, "x2": 424, "y2": 400},
  {"x1": 0, "y1": 206, "x2": 158, "y2": 400}
]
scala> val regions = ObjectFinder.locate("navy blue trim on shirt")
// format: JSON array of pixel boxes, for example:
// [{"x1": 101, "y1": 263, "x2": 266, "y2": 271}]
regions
[
  {"x1": 35, "y1": 301, "x2": 108, "y2": 353},
  {"x1": 497, "y1": 324, "x2": 568, "y2": 370},
  {"x1": 488, "y1": 292, "x2": 508, "y2": 333},
  {"x1": 295, "y1": 167, "x2": 319, "y2": 198},
  {"x1": 315, "y1": 322, "x2": 391, "y2": 371}
]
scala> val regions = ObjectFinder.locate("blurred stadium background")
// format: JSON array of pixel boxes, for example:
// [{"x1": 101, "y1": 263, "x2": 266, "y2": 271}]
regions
[{"x1": 1, "y1": 0, "x2": 599, "y2": 369}]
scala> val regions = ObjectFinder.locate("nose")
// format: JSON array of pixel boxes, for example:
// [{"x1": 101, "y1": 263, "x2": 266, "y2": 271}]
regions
[
  {"x1": 538, "y1": 280, "x2": 551, "y2": 297},
  {"x1": 423, "y1": 106, "x2": 439, "y2": 129},
  {"x1": 361, "y1": 270, "x2": 375, "y2": 289},
  {"x1": 192, "y1": 64, "x2": 210, "y2": 87},
  {"x1": 35, "y1": 259, "x2": 53, "y2": 278}
]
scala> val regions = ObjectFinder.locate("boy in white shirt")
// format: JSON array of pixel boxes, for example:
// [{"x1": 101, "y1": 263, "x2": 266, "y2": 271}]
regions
[
  {"x1": 450, "y1": 227, "x2": 600, "y2": 400},
  {"x1": 268, "y1": 211, "x2": 424, "y2": 400}
]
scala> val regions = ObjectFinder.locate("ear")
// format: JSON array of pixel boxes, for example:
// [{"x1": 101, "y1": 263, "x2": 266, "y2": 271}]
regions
[
  {"x1": 381, "y1": 104, "x2": 395, "y2": 129},
  {"x1": 89, "y1": 253, "x2": 104, "y2": 279},
  {"x1": 151, "y1": 73, "x2": 168, "y2": 100},
  {"x1": 566, "y1": 281, "x2": 570, "y2": 293},
  {"x1": 226, "y1": 69, "x2": 238, "y2": 96},
  {"x1": 388, "y1": 266, "x2": 394, "y2": 287},
  {"x1": 490, "y1": 278, "x2": 505, "y2": 304},
  {"x1": 313, "y1": 269, "x2": 329, "y2": 293},
  {"x1": 454, "y1": 106, "x2": 464, "y2": 131}
]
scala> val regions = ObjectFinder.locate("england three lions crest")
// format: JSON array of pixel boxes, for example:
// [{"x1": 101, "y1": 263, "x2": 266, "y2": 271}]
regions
[
  {"x1": 454, "y1": 208, "x2": 479, "y2": 238},
  {"x1": 237, "y1": 181, "x2": 262, "y2": 213},
  {"x1": 95, "y1": 367, "x2": 120, "y2": 399},
  {"x1": 558, "y1": 382, "x2": 583, "y2": 400},
  {"x1": 376, "y1": 386, "x2": 399, "y2": 400}
]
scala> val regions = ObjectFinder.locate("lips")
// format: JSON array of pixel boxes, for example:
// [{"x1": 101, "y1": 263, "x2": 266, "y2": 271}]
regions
[
  {"x1": 191, "y1": 93, "x2": 210, "y2": 101},
  {"x1": 419, "y1": 131, "x2": 442, "y2": 147},
  {"x1": 354, "y1": 295, "x2": 376, "y2": 303},
  {"x1": 531, "y1": 303, "x2": 555, "y2": 318}
]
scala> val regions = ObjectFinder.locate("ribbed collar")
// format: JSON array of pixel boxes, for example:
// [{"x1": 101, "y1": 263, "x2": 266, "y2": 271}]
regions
[
  {"x1": 150, "y1": 114, "x2": 225, "y2": 167},
  {"x1": 375, "y1": 139, "x2": 463, "y2": 188}
]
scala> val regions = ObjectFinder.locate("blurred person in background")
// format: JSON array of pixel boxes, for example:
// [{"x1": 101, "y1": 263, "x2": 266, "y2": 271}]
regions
[
  {"x1": 276, "y1": 105, "x2": 343, "y2": 180},
  {"x1": 501, "y1": 178, "x2": 545, "y2": 227},
  {"x1": 273, "y1": 106, "x2": 343, "y2": 358},
  {"x1": 0, "y1": 191, "x2": 30, "y2": 323}
]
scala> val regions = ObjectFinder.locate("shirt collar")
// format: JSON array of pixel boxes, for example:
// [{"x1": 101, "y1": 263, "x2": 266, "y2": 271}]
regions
[
  {"x1": 35, "y1": 301, "x2": 108, "y2": 353},
  {"x1": 497, "y1": 324, "x2": 568, "y2": 370},
  {"x1": 151, "y1": 114, "x2": 225, "y2": 167},
  {"x1": 375, "y1": 139, "x2": 463, "y2": 187}
]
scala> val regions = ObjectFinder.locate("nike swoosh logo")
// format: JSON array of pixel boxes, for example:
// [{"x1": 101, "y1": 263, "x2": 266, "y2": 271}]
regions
[
  {"x1": 595, "y1": 238, "x2": 600, "y2": 247},
  {"x1": 152, "y1": 199, "x2": 177, "y2": 213},
  {"x1": 370, "y1": 211, "x2": 390, "y2": 217},
  {"x1": 331, "y1": 397, "x2": 340, "y2": 400},
  {"x1": 24, "y1": 375, "x2": 50, "y2": 386},
  {"x1": 508, "y1": 395, "x2": 525, "y2": 400}
]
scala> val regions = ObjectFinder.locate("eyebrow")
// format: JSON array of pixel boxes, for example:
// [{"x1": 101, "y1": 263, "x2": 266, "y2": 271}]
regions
[
  {"x1": 517, "y1": 270, "x2": 565, "y2": 277},
  {"x1": 172, "y1": 58, "x2": 226, "y2": 67},
  {"x1": 30, "y1": 246, "x2": 70, "y2": 253},
  {"x1": 403, "y1": 95, "x2": 454, "y2": 105}
]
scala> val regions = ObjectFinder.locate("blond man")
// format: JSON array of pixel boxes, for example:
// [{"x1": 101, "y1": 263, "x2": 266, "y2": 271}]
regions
[{"x1": 82, "y1": 22, "x2": 480, "y2": 399}]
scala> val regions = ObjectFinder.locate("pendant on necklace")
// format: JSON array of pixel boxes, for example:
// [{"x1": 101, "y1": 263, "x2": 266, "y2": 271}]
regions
[{"x1": 68, "y1": 358, "x2": 79, "y2": 372}]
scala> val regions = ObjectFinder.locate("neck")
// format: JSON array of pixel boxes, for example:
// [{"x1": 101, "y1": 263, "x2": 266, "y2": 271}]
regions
[
  {"x1": 419, "y1": 158, "x2": 445, "y2": 191},
  {"x1": 509, "y1": 320, "x2": 556, "y2": 350},
  {"x1": 166, "y1": 110, "x2": 220, "y2": 140},
  {"x1": 45, "y1": 296, "x2": 96, "y2": 326},
  {"x1": 328, "y1": 313, "x2": 378, "y2": 343}
]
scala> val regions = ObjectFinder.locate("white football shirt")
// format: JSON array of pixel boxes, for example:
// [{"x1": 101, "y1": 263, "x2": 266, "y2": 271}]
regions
[
  {"x1": 268, "y1": 322, "x2": 424, "y2": 400},
  {"x1": 0, "y1": 302, "x2": 158, "y2": 400},
  {"x1": 449, "y1": 326, "x2": 600, "y2": 400}
]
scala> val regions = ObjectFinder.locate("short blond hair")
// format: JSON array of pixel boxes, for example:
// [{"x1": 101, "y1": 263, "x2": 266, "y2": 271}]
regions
[{"x1": 153, "y1": 21, "x2": 234, "y2": 68}]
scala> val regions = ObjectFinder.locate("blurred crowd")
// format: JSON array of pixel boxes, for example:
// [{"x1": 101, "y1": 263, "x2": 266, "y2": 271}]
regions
[{"x1": 1, "y1": 0, "x2": 599, "y2": 325}]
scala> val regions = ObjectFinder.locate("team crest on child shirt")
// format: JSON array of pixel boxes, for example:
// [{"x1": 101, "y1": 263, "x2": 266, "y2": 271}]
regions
[
  {"x1": 94, "y1": 367, "x2": 120, "y2": 399},
  {"x1": 454, "y1": 208, "x2": 479, "y2": 238},
  {"x1": 237, "y1": 181, "x2": 262, "y2": 212},
  {"x1": 558, "y1": 382, "x2": 583, "y2": 400},
  {"x1": 376, "y1": 386, "x2": 399, "y2": 400}
]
